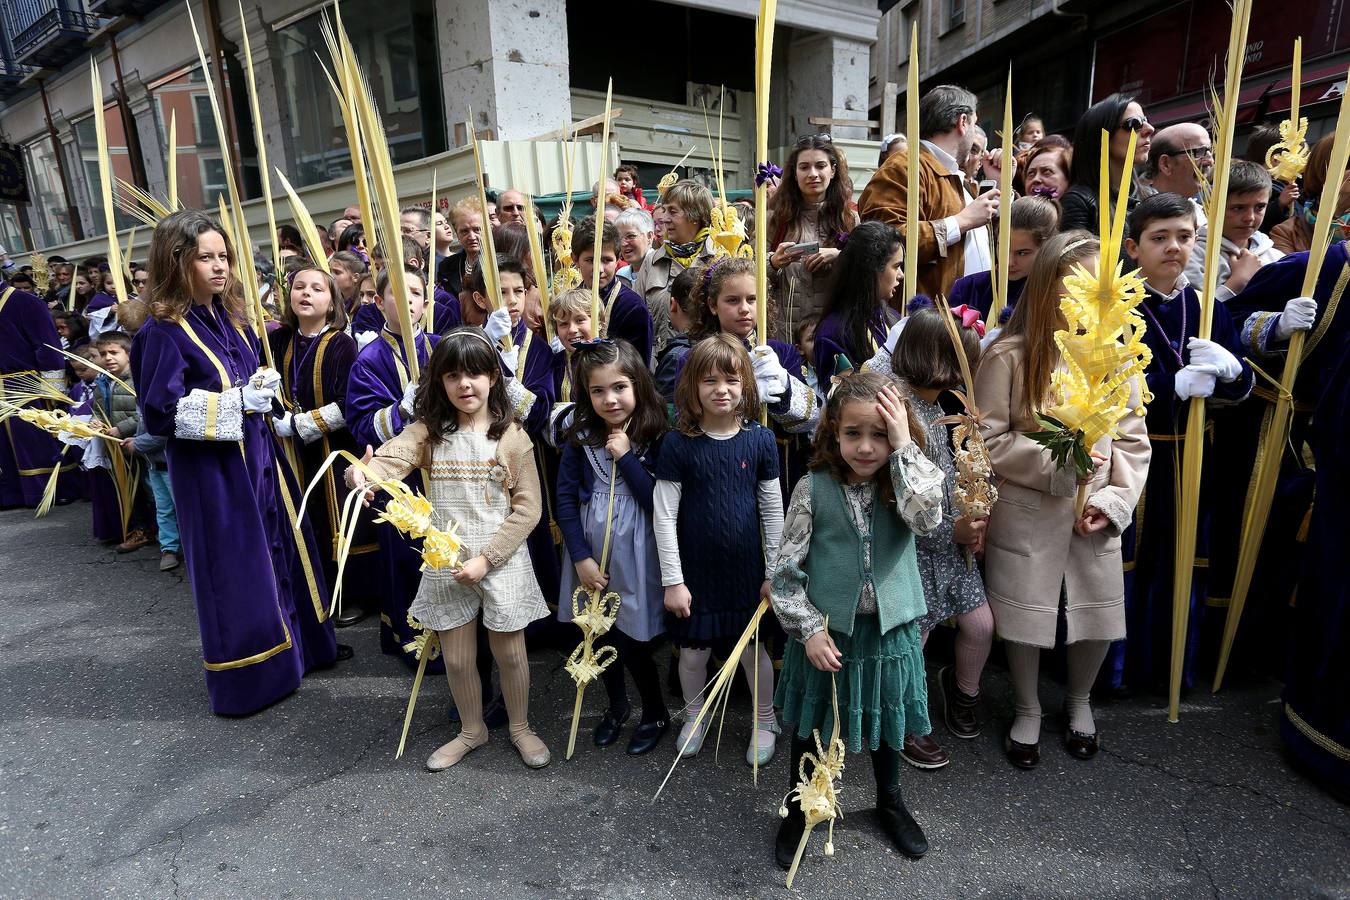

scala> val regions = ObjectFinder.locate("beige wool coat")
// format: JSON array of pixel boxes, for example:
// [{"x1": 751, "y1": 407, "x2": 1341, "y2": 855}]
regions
[{"x1": 972, "y1": 336, "x2": 1151, "y2": 649}]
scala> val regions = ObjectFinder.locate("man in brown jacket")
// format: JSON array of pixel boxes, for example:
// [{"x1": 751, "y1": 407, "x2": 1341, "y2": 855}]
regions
[{"x1": 860, "y1": 84, "x2": 1004, "y2": 300}]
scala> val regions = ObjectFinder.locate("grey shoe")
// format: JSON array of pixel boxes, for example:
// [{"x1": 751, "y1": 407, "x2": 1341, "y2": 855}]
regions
[{"x1": 159, "y1": 551, "x2": 182, "y2": 572}]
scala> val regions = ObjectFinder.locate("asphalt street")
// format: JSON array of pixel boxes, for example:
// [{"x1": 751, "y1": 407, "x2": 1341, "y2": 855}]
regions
[{"x1": 1, "y1": 502, "x2": 1347, "y2": 899}]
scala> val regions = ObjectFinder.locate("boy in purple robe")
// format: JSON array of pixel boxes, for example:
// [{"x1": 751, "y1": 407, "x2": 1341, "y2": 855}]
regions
[
  {"x1": 573, "y1": 217, "x2": 655, "y2": 366},
  {"x1": 131, "y1": 210, "x2": 338, "y2": 716},
  {"x1": 0, "y1": 278, "x2": 79, "y2": 508},
  {"x1": 346, "y1": 264, "x2": 441, "y2": 664},
  {"x1": 1113, "y1": 194, "x2": 1254, "y2": 692}
]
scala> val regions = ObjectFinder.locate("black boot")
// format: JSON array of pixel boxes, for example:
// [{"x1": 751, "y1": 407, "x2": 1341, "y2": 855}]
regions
[
  {"x1": 774, "y1": 736, "x2": 814, "y2": 870},
  {"x1": 871, "y1": 743, "x2": 929, "y2": 859}
]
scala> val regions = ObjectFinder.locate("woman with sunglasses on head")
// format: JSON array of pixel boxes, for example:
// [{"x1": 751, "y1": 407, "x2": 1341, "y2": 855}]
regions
[
  {"x1": 767, "y1": 135, "x2": 858, "y2": 343},
  {"x1": 1060, "y1": 94, "x2": 1155, "y2": 236}
]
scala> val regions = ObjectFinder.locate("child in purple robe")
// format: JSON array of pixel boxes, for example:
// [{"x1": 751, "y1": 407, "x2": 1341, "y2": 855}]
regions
[
  {"x1": 812, "y1": 221, "x2": 902, "y2": 384},
  {"x1": 268, "y1": 265, "x2": 381, "y2": 628},
  {"x1": 572, "y1": 216, "x2": 655, "y2": 366},
  {"x1": 346, "y1": 264, "x2": 443, "y2": 664},
  {"x1": 0, "y1": 279, "x2": 77, "y2": 509},
  {"x1": 131, "y1": 210, "x2": 339, "y2": 717}
]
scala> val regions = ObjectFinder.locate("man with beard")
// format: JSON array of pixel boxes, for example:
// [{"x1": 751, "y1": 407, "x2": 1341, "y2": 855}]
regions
[{"x1": 859, "y1": 84, "x2": 1002, "y2": 299}]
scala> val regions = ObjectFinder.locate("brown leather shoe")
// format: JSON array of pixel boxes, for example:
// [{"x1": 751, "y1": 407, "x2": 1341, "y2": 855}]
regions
[
  {"x1": 1004, "y1": 731, "x2": 1040, "y2": 769},
  {"x1": 939, "y1": 664, "x2": 981, "y2": 739},
  {"x1": 901, "y1": 733, "x2": 950, "y2": 770},
  {"x1": 116, "y1": 529, "x2": 151, "y2": 554}
]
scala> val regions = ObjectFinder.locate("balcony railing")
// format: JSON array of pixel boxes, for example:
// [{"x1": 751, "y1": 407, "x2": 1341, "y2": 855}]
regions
[
  {"x1": 6, "y1": 2, "x2": 103, "y2": 69},
  {"x1": 86, "y1": 0, "x2": 171, "y2": 17}
]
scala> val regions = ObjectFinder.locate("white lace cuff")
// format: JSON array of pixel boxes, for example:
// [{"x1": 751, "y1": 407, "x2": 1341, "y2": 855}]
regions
[
  {"x1": 505, "y1": 377, "x2": 536, "y2": 422},
  {"x1": 548, "y1": 402, "x2": 575, "y2": 449},
  {"x1": 860, "y1": 347, "x2": 892, "y2": 374},
  {"x1": 771, "y1": 377, "x2": 818, "y2": 433},
  {"x1": 40, "y1": 369, "x2": 66, "y2": 393},
  {"x1": 294, "y1": 402, "x2": 345, "y2": 444},
  {"x1": 174, "y1": 387, "x2": 243, "y2": 441}
]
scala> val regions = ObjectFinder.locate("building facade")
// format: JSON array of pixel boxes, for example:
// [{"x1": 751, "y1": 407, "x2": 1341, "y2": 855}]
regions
[
  {"x1": 0, "y1": 0, "x2": 882, "y2": 255},
  {"x1": 871, "y1": 0, "x2": 1349, "y2": 149}
]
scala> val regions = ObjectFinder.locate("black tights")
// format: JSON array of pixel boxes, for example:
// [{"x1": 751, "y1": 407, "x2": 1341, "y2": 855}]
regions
[{"x1": 598, "y1": 632, "x2": 669, "y2": 723}]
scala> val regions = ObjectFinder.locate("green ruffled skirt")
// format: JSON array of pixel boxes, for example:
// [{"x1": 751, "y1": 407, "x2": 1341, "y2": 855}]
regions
[{"x1": 775, "y1": 615, "x2": 930, "y2": 753}]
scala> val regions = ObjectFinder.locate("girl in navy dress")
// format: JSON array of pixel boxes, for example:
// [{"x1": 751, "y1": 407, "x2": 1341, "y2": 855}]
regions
[
  {"x1": 654, "y1": 334, "x2": 784, "y2": 767},
  {"x1": 556, "y1": 339, "x2": 670, "y2": 755}
]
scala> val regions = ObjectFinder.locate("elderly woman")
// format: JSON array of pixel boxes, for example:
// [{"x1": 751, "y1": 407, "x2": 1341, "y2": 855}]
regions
[
  {"x1": 766, "y1": 134, "x2": 858, "y2": 342},
  {"x1": 633, "y1": 179, "x2": 716, "y2": 354}
]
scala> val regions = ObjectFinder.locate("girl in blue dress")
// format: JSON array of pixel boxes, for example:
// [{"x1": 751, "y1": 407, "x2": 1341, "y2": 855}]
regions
[
  {"x1": 654, "y1": 334, "x2": 784, "y2": 767},
  {"x1": 556, "y1": 338, "x2": 670, "y2": 755}
]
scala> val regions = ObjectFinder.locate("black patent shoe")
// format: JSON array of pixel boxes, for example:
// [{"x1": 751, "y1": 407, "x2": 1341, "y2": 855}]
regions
[
  {"x1": 1065, "y1": 729, "x2": 1100, "y2": 759},
  {"x1": 593, "y1": 706, "x2": 631, "y2": 747},
  {"x1": 1004, "y1": 731, "x2": 1040, "y2": 769},
  {"x1": 626, "y1": 718, "x2": 668, "y2": 755},
  {"x1": 335, "y1": 607, "x2": 368, "y2": 628}
]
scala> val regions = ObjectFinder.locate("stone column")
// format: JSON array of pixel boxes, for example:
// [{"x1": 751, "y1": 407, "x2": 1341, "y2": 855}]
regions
[
  {"x1": 124, "y1": 73, "x2": 168, "y2": 202},
  {"x1": 229, "y1": 3, "x2": 299, "y2": 189},
  {"x1": 784, "y1": 32, "x2": 871, "y2": 140},
  {"x1": 436, "y1": 0, "x2": 571, "y2": 141},
  {"x1": 54, "y1": 114, "x2": 92, "y2": 240}
]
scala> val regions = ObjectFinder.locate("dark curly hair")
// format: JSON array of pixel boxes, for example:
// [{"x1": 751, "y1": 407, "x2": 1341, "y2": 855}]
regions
[
  {"x1": 416, "y1": 327, "x2": 512, "y2": 442},
  {"x1": 810, "y1": 370, "x2": 924, "y2": 506}
]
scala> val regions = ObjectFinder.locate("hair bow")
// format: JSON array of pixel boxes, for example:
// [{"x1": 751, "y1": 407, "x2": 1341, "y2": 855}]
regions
[
  {"x1": 755, "y1": 162, "x2": 783, "y2": 187},
  {"x1": 949, "y1": 304, "x2": 986, "y2": 337},
  {"x1": 702, "y1": 257, "x2": 726, "y2": 287},
  {"x1": 571, "y1": 337, "x2": 615, "y2": 352}
]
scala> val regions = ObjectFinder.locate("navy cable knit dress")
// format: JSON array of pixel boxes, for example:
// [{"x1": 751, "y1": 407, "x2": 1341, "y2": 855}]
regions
[{"x1": 654, "y1": 423, "x2": 779, "y2": 649}]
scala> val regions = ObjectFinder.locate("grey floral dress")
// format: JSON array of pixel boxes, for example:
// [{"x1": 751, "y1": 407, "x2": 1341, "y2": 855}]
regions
[{"x1": 902, "y1": 383, "x2": 989, "y2": 633}]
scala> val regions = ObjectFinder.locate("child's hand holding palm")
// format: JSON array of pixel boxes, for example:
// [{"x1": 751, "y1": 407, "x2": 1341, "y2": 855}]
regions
[{"x1": 805, "y1": 630, "x2": 843, "y2": 672}]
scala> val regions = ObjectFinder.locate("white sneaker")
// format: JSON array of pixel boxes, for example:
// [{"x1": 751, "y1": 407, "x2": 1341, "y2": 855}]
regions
[
  {"x1": 677, "y1": 717, "x2": 709, "y2": 758},
  {"x1": 747, "y1": 726, "x2": 777, "y2": 767}
]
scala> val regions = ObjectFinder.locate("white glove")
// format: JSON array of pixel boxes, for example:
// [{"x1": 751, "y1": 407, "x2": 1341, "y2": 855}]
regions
[
  {"x1": 242, "y1": 377, "x2": 277, "y2": 413},
  {"x1": 1275, "y1": 296, "x2": 1317, "y2": 340},
  {"x1": 355, "y1": 329, "x2": 378, "y2": 350},
  {"x1": 499, "y1": 346, "x2": 520, "y2": 374},
  {"x1": 883, "y1": 318, "x2": 906, "y2": 354},
  {"x1": 484, "y1": 308, "x2": 513, "y2": 346},
  {"x1": 1186, "y1": 338, "x2": 1242, "y2": 382},
  {"x1": 272, "y1": 412, "x2": 295, "y2": 438},
  {"x1": 251, "y1": 367, "x2": 282, "y2": 392},
  {"x1": 399, "y1": 379, "x2": 420, "y2": 415},
  {"x1": 549, "y1": 335, "x2": 565, "y2": 355},
  {"x1": 751, "y1": 345, "x2": 789, "y2": 404},
  {"x1": 1174, "y1": 365, "x2": 1217, "y2": 400}
]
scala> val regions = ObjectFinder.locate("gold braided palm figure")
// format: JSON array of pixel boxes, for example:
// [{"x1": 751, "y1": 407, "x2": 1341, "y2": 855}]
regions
[
  {"x1": 778, "y1": 669, "x2": 846, "y2": 889},
  {"x1": 1265, "y1": 115, "x2": 1309, "y2": 184}
]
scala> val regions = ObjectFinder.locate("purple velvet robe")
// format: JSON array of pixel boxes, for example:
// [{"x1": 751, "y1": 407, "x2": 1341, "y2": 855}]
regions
[
  {"x1": 1112, "y1": 282, "x2": 1254, "y2": 691},
  {"x1": 0, "y1": 281, "x2": 79, "y2": 508},
  {"x1": 599, "y1": 279, "x2": 655, "y2": 366},
  {"x1": 347, "y1": 328, "x2": 439, "y2": 664},
  {"x1": 812, "y1": 310, "x2": 893, "y2": 383},
  {"x1": 509, "y1": 319, "x2": 563, "y2": 614},
  {"x1": 131, "y1": 298, "x2": 337, "y2": 715},
  {"x1": 270, "y1": 326, "x2": 383, "y2": 611}
]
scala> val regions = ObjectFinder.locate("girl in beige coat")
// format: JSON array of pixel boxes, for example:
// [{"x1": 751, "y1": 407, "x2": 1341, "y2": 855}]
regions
[{"x1": 973, "y1": 232, "x2": 1151, "y2": 768}]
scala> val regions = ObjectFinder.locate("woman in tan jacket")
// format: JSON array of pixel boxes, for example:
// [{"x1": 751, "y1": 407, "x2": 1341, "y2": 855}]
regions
[{"x1": 973, "y1": 232, "x2": 1151, "y2": 769}]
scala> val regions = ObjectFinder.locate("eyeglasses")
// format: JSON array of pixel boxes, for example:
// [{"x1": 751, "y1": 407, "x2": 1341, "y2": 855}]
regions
[
  {"x1": 1118, "y1": 116, "x2": 1149, "y2": 132},
  {"x1": 1161, "y1": 145, "x2": 1214, "y2": 161},
  {"x1": 796, "y1": 133, "x2": 833, "y2": 145}
]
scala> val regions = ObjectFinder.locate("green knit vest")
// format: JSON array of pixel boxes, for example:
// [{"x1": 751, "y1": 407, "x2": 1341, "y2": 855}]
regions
[{"x1": 801, "y1": 472, "x2": 926, "y2": 638}]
